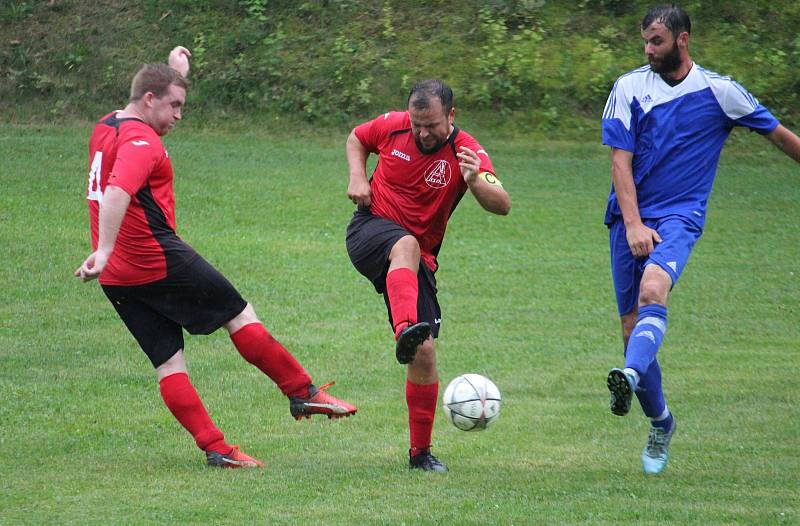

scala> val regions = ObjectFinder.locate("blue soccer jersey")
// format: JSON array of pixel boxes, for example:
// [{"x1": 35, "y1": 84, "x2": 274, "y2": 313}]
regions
[{"x1": 601, "y1": 64, "x2": 779, "y2": 228}]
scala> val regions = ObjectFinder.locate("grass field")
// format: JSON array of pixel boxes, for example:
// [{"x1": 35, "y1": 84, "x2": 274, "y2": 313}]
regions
[{"x1": 0, "y1": 122, "x2": 797, "y2": 525}]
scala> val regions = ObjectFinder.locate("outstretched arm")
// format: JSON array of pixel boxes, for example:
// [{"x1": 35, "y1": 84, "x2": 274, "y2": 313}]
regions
[
  {"x1": 74, "y1": 186, "x2": 131, "y2": 282},
  {"x1": 611, "y1": 147, "x2": 661, "y2": 258},
  {"x1": 766, "y1": 124, "x2": 800, "y2": 164},
  {"x1": 168, "y1": 46, "x2": 191, "y2": 77},
  {"x1": 346, "y1": 129, "x2": 372, "y2": 207},
  {"x1": 457, "y1": 146, "x2": 510, "y2": 215}
]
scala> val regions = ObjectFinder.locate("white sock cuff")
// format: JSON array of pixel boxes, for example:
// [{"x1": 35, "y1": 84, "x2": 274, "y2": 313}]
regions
[
  {"x1": 623, "y1": 367, "x2": 640, "y2": 386},
  {"x1": 652, "y1": 407, "x2": 670, "y2": 421},
  {"x1": 636, "y1": 316, "x2": 667, "y2": 334}
]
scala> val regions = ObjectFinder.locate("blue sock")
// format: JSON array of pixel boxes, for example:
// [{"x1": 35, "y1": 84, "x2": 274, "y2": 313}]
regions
[
  {"x1": 624, "y1": 304, "x2": 668, "y2": 375},
  {"x1": 635, "y1": 357, "x2": 668, "y2": 421},
  {"x1": 652, "y1": 411, "x2": 674, "y2": 431}
]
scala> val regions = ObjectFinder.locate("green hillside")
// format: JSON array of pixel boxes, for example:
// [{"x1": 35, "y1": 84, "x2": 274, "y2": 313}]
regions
[{"x1": 2, "y1": 0, "x2": 798, "y2": 133}]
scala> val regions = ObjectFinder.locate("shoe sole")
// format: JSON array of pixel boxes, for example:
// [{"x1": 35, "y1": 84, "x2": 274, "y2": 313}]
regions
[
  {"x1": 607, "y1": 368, "x2": 633, "y2": 416},
  {"x1": 396, "y1": 322, "x2": 431, "y2": 364},
  {"x1": 290, "y1": 400, "x2": 357, "y2": 420},
  {"x1": 206, "y1": 453, "x2": 263, "y2": 469},
  {"x1": 292, "y1": 411, "x2": 356, "y2": 421}
]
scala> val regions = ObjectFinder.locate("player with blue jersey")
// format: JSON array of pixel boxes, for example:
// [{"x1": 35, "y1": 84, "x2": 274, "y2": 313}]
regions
[{"x1": 601, "y1": 5, "x2": 800, "y2": 475}]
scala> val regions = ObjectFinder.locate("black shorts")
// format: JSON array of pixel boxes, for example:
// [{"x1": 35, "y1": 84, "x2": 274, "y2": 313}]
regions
[
  {"x1": 101, "y1": 255, "x2": 247, "y2": 368},
  {"x1": 346, "y1": 208, "x2": 441, "y2": 338}
]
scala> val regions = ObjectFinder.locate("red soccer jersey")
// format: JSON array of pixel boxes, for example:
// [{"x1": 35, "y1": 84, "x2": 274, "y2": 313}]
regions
[
  {"x1": 355, "y1": 111, "x2": 495, "y2": 271},
  {"x1": 86, "y1": 112, "x2": 196, "y2": 285}
]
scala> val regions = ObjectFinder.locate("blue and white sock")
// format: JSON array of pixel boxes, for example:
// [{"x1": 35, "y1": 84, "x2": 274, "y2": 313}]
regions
[
  {"x1": 651, "y1": 407, "x2": 674, "y2": 432},
  {"x1": 635, "y1": 357, "x2": 667, "y2": 420},
  {"x1": 624, "y1": 304, "x2": 668, "y2": 375}
]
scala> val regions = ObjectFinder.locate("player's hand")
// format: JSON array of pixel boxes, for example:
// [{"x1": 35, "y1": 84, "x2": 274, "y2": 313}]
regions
[
  {"x1": 626, "y1": 222, "x2": 662, "y2": 258},
  {"x1": 168, "y1": 46, "x2": 191, "y2": 77},
  {"x1": 457, "y1": 146, "x2": 481, "y2": 184},
  {"x1": 347, "y1": 178, "x2": 372, "y2": 207},
  {"x1": 74, "y1": 251, "x2": 109, "y2": 282}
]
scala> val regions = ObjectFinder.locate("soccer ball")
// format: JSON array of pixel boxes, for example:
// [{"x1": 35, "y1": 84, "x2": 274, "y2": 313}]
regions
[{"x1": 442, "y1": 374, "x2": 501, "y2": 431}]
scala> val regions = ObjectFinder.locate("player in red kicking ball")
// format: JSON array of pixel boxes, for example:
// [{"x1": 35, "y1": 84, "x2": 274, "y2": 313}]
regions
[
  {"x1": 345, "y1": 79, "x2": 511, "y2": 472},
  {"x1": 75, "y1": 46, "x2": 355, "y2": 469}
]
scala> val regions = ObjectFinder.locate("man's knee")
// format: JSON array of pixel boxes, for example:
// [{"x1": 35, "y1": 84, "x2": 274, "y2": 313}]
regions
[
  {"x1": 157, "y1": 349, "x2": 187, "y2": 380},
  {"x1": 390, "y1": 235, "x2": 420, "y2": 264},
  {"x1": 638, "y1": 265, "x2": 671, "y2": 306},
  {"x1": 224, "y1": 303, "x2": 259, "y2": 334}
]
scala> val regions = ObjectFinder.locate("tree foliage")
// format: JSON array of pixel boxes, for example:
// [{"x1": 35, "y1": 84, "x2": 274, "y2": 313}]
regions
[{"x1": 1, "y1": 0, "x2": 797, "y2": 132}]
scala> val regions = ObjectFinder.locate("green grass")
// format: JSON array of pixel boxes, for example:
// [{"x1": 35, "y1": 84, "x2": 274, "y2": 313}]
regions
[{"x1": 0, "y1": 123, "x2": 797, "y2": 525}]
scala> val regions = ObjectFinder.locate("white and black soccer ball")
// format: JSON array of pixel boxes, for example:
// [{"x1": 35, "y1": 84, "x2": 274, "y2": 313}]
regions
[{"x1": 442, "y1": 374, "x2": 501, "y2": 431}]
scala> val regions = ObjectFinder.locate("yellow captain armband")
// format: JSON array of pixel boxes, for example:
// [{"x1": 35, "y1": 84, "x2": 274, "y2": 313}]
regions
[{"x1": 478, "y1": 172, "x2": 503, "y2": 187}]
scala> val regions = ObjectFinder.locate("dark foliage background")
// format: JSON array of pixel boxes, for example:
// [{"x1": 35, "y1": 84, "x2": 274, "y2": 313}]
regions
[{"x1": 2, "y1": 0, "x2": 798, "y2": 134}]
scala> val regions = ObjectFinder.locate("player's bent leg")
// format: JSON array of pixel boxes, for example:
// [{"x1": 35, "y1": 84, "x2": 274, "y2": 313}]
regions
[
  {"x1": 610, "y1": 266, "x2": 671, "y2": 416},
  {"x1": 230, "y1": 321, "x2": 312, "y2": 398},
  {"x1": 608, "y1": 311, "x2": 639, "y2": 417},
  {"x1": 607, "y1": 367, "x2": 637, "y2": 416},
  {"x1": 225, "y1": 305, "x2": 357, "y2": 420},
  {"x1": 387, "y1": 236, "x2": 426, "y2": 363},
  {"x1": 396, "y1": 322, "x2": 431, "y2": 364},
  {"x1": 620, "y1": 310, "x2": 638, "y2": 349}
]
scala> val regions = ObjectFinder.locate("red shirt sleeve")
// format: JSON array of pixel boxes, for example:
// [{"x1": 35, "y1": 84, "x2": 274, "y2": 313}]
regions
[
  {"x1": 107, "y1": 130, "x2": 161, "y2": 195},
  {"x1": 354, "y1": 112, "x2": 406, "y2": 154}
]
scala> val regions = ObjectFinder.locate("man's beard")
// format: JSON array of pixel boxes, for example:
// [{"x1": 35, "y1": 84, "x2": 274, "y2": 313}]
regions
[
  {"x1": 415, "y1": 137, "x2": 445, "y2": 154},
  {"x1": 649, "y1": 40, "x2": 682, "y2": 74}
]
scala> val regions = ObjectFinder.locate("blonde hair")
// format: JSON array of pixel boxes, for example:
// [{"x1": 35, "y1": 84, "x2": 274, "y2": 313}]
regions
[{"x1": 130, "y1": 64, "x2": 189, "y2": 101}]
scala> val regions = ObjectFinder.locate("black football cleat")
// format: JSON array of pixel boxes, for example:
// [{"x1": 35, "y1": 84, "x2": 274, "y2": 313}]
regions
[
  {"x1": 206, "y1": 445, "x2": 264, "y2": 468},
  {"x1": 409, "y1": 449, "x2": 448, "y2": 473},
  {"x1": 395, "y1": 322, "x2": 431, "y2": 364},
  {"x1": 607, "y1": 368, "x2": 635, "y2": 416},
  {"x1": 289, "y1": 382, "x2": 357, "y2": 420}
]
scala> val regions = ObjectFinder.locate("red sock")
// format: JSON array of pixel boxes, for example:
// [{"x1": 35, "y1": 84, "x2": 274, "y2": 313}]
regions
[
  {"x1": 386, "y1": 268, "x2": 419, "y2": 339},
  {"x1": 159, "y1": 372, "x2": 230, "y2": 454},
  {"x1": 230, "y1": 323, "x2": 311, "y2": 398},
  {"x1": 406, "y1": 380, "x2": 439, "y2": 456}
]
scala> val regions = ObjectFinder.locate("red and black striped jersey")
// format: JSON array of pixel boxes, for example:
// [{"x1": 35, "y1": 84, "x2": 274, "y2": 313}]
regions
[{"x1": 86, "y1": 112, "x2": 197, "y2": 285}]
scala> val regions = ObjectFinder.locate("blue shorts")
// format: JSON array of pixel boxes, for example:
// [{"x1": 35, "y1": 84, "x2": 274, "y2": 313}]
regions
[{"x1": 609, "y1": 215, "x2": 703, "y2": 316}]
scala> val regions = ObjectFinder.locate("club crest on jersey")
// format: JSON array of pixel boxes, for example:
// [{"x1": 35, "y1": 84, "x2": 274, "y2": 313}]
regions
[{"x1": 424, "y1": 160, "x2": 451, "y2": 189}]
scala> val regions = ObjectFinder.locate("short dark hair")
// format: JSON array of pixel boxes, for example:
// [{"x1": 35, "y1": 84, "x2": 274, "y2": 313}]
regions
[
  {"x1": 130, "y1": 64, "x2": 189, "y2": 102},
  {"x1": 641, "y1": 4, "x2": 691, "y2": 37},
  {"x1": 407, "y1": 79, "x2": 454, "y2": 115}
]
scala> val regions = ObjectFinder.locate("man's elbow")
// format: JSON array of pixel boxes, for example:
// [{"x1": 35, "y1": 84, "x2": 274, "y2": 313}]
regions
[{"x1": 494, "y1": 197, "x2": 511, "y2": 216}]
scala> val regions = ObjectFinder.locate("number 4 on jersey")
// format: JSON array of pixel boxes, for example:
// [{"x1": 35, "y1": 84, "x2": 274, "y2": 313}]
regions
[{"x1": 87, "y1": 151, "x2": 103, "y2": 203}]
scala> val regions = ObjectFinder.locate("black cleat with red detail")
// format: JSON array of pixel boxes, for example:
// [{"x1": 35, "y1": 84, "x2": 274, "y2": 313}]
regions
[
  {"x1": 289, "y1": 382, "x2": 357, "y2": 420},
  {"x1": 206, "y1": 445, "x2": 264, "y2": 468}
]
